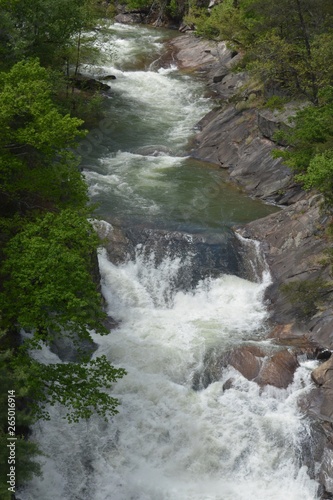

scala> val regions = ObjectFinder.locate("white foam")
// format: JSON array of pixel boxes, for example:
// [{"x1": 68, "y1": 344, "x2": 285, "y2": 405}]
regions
[{"x1": 21, "y1": 249, "x2": 318, "y2": 499}]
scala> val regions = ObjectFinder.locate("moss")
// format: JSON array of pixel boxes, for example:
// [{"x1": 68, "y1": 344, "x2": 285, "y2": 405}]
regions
[{"x1": 280, "y1": 278, "x2": 333, "y2": 318}]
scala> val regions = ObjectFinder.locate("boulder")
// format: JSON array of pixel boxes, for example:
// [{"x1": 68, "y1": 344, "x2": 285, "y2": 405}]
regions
[
  {"x1": 312, "y1": 356, "x2": 333, "y2": 389},
  {"x1": 101, "y1": 74, "x2": 117, "y2": 80},
  {"x1": 212, "y1": 65, "x2": 228, "y2": 83},
  {"x1": 169, "y1": 35, "x2": 232, "y2": 71},
  {"x1": 255, "y1": 350, "x2": 299, "y2": 388},
  {"x1": 114, "y1": 13, "x2": 143, "y2": 24},
  {"x1": 257, "y1": 103, "x2": 303, "y2": 146},
  {"x1": 193, "y1": 345, "x2": 299, "y2": 389},
  {"x1": 94, "y1": 220, "x2": 134, "y2": 264},
  {"x1": 227, "y1": 345, "x2": 265, "y2": 380},
  {"x1": 70, "y1": 75, "x2": 110, "y2": 92}
]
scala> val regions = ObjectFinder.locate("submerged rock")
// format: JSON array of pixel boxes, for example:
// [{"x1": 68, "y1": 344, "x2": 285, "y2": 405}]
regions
[{"x1": 95, "y1": 219, "x2": 261, "y2": 288}]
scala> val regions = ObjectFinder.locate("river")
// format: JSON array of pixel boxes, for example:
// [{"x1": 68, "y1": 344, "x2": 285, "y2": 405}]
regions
[{"x1": 20, "y1": 22, "x2": 319, "y2": 500}]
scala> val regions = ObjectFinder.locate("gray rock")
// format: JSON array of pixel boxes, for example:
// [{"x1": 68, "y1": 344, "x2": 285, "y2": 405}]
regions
[
  {"x1": 50, "y1": 334, "x2": 97, "y2": 362},
  {"x1": 238, "y1": 197, "x2": 330, "y2": 325},
  {"x1": 70, "y1": 75, "x2": 111, "y2": 92},
  {"x1": 101, "y1": 74, "x2": 117, "y2": 80},
  {"x1": 192, "y1": 105, "x2": 293, "y2": 200},
  {"x1": 114, "y1": 13, "x2": 143, "y2": 24},
  {"x1": 257, "y1": 103, "x2": 305, "y2": 146},
  {"x1": 212, "y1": 65, "x2": 228, "y2": 83},
  {"x1": 169, "y1": 35, "x2": 232, "y2": 71}
]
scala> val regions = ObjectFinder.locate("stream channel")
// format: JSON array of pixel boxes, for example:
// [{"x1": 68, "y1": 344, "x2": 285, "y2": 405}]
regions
[{"x1": 21, "y1": 22, "x2": 320, "y2": 500}]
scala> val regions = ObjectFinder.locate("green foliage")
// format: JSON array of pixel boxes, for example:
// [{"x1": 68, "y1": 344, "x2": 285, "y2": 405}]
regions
[
  {"x1": 0, "y1": 0, "x2": 101, "y2": 69},
  {"x1": 263, "y1": 95, "x2": 289, "y2": 111},
  {"x1": 187, "y1": 0, "x2": 333, "y2": 103},
  {"x1": 123, "y1": 0, "x2": 152, "y2": 9},
  {"x1": 0, "y1": 0, "x2": 126, "y2": 494},
  {"x1": 0, "y1": 59, "x2": 87, "y2": 209},
  {"x1": 17, "y1": 353, "x2": 126, "y2": 423},
  {"x1": 0, "y1": 345, "x2": 42, "y2": 498},
  {"x1": 1, "y1": 209, "x2": 107, "y2": 342},
  {"x1": 298, "y1": 150, "x2": 333, "y2": 205},
  {"x1": 272, "y1": 86, "x2": 333, "y2": 204},
  {"x1": 280, "y1": 278, "x2": 331, "y2": 318},
  {"x1": 185, "y1": 0, "x2": 258, "y2": 45}
]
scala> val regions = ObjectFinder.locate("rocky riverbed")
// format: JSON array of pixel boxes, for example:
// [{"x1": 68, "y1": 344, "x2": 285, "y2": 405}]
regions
[{"x1": 168, "y1": 32, "x2": 333, "y2": 498}]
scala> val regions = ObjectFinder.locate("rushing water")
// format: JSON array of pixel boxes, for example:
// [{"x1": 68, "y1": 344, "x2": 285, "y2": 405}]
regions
[{"x1": 21, "y1": 22, "x2": 319, "y2": 500}]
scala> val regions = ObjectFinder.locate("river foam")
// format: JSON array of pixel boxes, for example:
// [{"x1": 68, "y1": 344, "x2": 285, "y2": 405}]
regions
[{"x1": 20, "y1": 247, "x2": 318, "y2": 500}]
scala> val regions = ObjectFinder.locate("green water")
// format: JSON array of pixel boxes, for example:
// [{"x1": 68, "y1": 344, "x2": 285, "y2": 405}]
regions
[{"x1": 82, "y1": 21, "x2": 278, "y2": 232}]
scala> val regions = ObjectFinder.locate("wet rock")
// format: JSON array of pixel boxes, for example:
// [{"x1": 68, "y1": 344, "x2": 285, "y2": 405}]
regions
[
  {"x1": 114, "y1": 12, "x2": 143, "y2": 24},
  {"x1": 70, "y1": 75, "x2": 111, "y2": 92},
  {"x1": 101, "y1": 74, "x2": 117, "y2": 80},
  {"x1": 238, "y1": 196, "x2": 330, "y2": 328},
  {"x1": 222, "y1": 378, "x2": 235, "y2": 391},
  {"x1": 192, "y1": 346, "x2": 265, "y2": 390},
  {"x1": 123, "y1": 226, "x2": 250, "y2": 287},
  {"x1": 192, "y1": 105, "x2": 293, "y2": 200},
  {"x1": 228, "y1": 345, "x2": 265, "y2": 380},
  {"x1": 169, "y1": 35, "x2": 232, "y2": 71},
  {"x1": 255, "y1": 350, "x2": 299, "y2": 388},
  {"x1": 194, "y1": 344, "x2": 299, "y2": 390},
  {"x1": 94, "y1": 220, "x2": 135, "y2": 264}
]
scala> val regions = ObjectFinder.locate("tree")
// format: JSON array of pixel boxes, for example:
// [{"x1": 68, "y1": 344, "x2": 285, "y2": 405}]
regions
[
  {"x1": 0, "y1": 59, "x2": 87, "y2": 212},
  {"x1": 1, "y1": 209, "x2": 127, "y2": 422},
  {"x1": 0, "y1": 0, "x2": 100, "y2": 69},
  {"x1": 187, "y1": 0, "x2": 333, "y2": 103},
  {"x1": 1, "y1": 209, "x2": 107, "y2": 342},
  {"x1": 0, "y1": 345, "x2": 41, "y2": 500},
  {"x1": 20, "y1": 354, "x2": 126, "y2": 423},
  {"x1": 273, "y1": 87, "x2": 333, "y2": 205}
]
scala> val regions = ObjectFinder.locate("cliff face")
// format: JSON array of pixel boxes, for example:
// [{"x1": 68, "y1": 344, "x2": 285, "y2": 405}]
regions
[
  {"x1": 170, "y1": 33, "x2": 333, "y2": 497},
  {"x1": 170, "y1": 34, "x2": 333, "y2": 344}
]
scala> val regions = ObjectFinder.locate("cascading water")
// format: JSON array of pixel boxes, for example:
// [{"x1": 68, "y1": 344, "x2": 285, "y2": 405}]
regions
[{"x1": 20, "y1": 22, "x2": 319, "y2": 500}]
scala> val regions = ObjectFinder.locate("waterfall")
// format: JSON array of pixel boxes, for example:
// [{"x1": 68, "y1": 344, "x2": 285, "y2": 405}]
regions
[{"x1": 20, "y1": 21, "x2": 319, "y2": 500}]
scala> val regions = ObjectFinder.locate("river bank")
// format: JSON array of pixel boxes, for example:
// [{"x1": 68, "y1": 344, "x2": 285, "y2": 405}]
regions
[
  {"x1": 168, "y1": 32, "x2": 333, "y2": 497},
  {"x1": 19, "y1": 22, "x2": 326, "y2": 500}
]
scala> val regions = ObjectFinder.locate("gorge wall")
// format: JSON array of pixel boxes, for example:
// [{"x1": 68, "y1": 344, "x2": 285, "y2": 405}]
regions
[{"x1": 168, "y1": 33, "x2": 333, "y2": 498}]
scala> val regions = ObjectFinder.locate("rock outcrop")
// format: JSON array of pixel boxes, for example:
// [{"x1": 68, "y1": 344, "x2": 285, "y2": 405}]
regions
[
  {"x1": 170, "y1": 32, "x2": 333, "y2": 497},
  {"x1": 193, "y1": 344, "x2": 301, "y2": 391}
]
